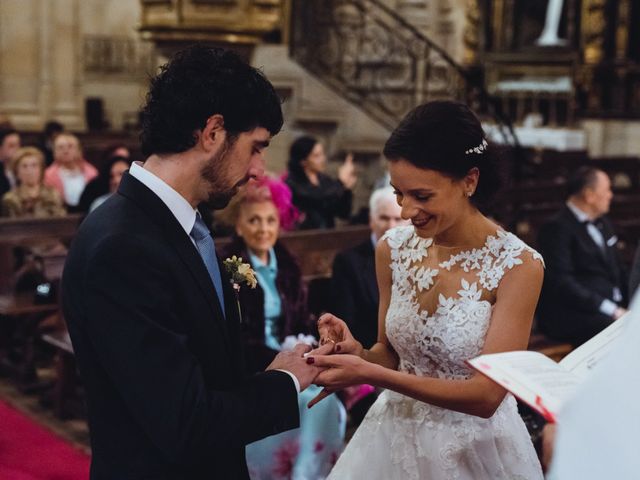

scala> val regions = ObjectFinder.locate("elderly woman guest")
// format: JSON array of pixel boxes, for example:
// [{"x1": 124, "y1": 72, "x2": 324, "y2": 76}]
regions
[
  {"x1": 221, "y1": 176, "x2": 308, "y2": 373},
  {"x1": 221, "y1": 176, "x2": 346, "y2": 480},
  {"x1": 44, "y1": 132, "x2": 97, "y2": 210},
  {"x1": 2, "y1": 147, "x2": 65, "y2": 218},
  {"x1": 285, "y1": 136, "x2": 357, "y2": 230}
]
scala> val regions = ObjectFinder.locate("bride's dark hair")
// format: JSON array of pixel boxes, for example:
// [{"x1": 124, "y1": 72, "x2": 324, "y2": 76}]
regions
[{"x1": 383, "y1": 100, "x2": 502, "y2": 209}]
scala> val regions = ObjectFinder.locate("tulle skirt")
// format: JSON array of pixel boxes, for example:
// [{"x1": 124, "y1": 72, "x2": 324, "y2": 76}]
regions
[{"x1": 327, "y1": 390, "x2": 543, "y2": 480}]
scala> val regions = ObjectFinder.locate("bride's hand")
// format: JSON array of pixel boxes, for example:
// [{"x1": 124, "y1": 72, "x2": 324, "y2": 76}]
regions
[
  {"x1": 306, "y1": 354, "x2": 369, "y2": 408},
  {"x1": 317, "y1": 313, "x2": 364, "y2": 357}
]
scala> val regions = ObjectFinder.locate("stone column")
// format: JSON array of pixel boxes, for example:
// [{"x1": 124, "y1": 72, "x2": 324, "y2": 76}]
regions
[{"x1": 0, "y1": 0, "x2": 83, "y2": 129}]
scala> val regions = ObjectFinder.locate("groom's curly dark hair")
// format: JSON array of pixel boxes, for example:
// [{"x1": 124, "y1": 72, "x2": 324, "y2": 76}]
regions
[{"x1": 140, "y1": 45, "x2": 284, "y2": 157}]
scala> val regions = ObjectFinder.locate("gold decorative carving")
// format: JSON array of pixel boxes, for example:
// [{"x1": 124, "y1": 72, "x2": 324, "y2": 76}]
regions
[
  {"x1": 463, "y1": 0, "x2": 480, "y2": 65},
  {"x1": 139, "y1": 0, "x2": 285, "y2": 47},
  {"x1": 616, "y1": 0, "x2": 630, "y2": 61},
  {"x1": 83, "y1": 35, "x2": 157, "y2": 78},
  {"x1": 492, "y1": 0, "x2": 505, "y2": 50},
  {"x1": 581, "y1": 0, "x2": 606, "y2": 64}
]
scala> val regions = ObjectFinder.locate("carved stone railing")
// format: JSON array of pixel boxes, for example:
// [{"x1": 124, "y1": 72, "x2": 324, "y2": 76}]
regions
[
  {"x1": 83, "y1": 35, "x2": 158, "y2": 79},
  {"x1": 289, "y1": 0, "x2": 471, "y2": 130}
]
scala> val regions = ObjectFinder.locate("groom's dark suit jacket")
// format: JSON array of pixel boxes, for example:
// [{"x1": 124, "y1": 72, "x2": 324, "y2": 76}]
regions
[
  {"x1": 330, "y1": 238, "x2": 379, "y2": 349},
  {"x1": 536, "y1": 206, "x2": 628, "y2": 346},
  {"x1": 62, "y1": 173, "x2": 299, "y2": 479}
]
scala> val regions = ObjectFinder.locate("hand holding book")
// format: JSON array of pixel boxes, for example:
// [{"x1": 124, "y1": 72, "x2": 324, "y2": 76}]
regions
[{"x1": 467, "y1": 314, "x2": 627, "y2": 422}]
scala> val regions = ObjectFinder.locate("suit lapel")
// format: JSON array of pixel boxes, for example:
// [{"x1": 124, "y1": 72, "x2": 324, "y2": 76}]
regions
[
  {"x1": 118, "y1": 173, "x2": 233, "y2": 353},
  {"x1": 564, "y1": 208, "x2": 616, "y2": 277}
]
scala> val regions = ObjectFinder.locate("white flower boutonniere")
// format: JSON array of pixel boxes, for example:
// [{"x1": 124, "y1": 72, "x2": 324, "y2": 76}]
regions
[{"x1": 223, "y1": 255, "x2": 257, "y2": 322}]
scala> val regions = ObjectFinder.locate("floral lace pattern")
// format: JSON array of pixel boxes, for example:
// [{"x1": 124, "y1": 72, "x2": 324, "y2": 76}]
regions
[{"x1": 328, "y1": 226, "x2": 544, "y2": 480}]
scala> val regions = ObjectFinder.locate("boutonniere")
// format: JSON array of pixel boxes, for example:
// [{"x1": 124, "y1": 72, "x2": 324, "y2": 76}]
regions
[{"x1": 223, "y1": 256, "x2": 257, "y2": 322}]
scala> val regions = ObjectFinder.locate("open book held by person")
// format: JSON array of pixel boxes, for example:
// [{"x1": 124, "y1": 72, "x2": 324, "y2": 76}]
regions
[{"x1": 468, "y1": 315, "x2": 627, "y2": 423}]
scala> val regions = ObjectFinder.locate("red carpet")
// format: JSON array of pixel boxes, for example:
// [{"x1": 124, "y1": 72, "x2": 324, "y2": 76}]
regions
[{"x1": 0, "y1": 399, "x2": 90, "y2": 480}]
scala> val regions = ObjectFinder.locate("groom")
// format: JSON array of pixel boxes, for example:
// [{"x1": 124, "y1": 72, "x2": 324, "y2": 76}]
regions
[{"x1": 62, "y1": 46, "x2": 325, "y2": 479}]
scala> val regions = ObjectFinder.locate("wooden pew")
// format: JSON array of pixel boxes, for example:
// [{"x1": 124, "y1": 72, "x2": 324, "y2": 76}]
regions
[
  {"x1": 0, "y1": 214, "x2": 83, "y2": 294},
  {"x1": 41, "y1": 330, "x2": 77, "y2": 419},
  {"x1": 2, "y1": 215, "x2": 578, "y2": 418}
]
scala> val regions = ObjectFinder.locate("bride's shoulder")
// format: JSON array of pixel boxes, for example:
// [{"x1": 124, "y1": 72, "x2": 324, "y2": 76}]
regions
[
  {"x1": 380, "y1": 225, "x2": 414, "y2": 246},
  {"x1": 490, "y1": 230, "x2": 545, "y2": 268},
  {"x1": 380, "y1": 225, "x2": 430, "y2": 250}
]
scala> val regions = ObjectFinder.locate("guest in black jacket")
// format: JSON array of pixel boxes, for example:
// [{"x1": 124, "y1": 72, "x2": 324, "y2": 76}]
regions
[
  {"x1": 285, "y1": 135, "x2": 357, "y2": 229},
  {"x1": 77, "y1": 144, "x2": 131, "y2": 213},
  {"x1": 537, "y1": 167, "x2": 628, "y2": 346},
  {"x1": 0, "y1": 127, "x2": 21, "y2": 197},
  {"x1": 331, "y1": 186, "x2": 406, "y2": 349},
  {"x1": 221, "y1": 176, "x2": 310, "y2": 373}
]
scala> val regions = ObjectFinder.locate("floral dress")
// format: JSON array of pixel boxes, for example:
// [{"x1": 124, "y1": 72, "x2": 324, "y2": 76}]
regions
[{"x1": 246, "y1": 386, "x2": 346, "y2": 480}]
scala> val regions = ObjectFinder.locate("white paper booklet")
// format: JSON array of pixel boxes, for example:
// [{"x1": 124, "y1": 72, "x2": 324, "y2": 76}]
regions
[{"x1": 467, "y1": 315, "x2": 627, "y2": 422}]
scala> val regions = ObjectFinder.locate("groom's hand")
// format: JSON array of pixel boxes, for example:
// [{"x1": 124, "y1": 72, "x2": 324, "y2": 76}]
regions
[{"x1": 266, "y1": 342, "x2": 333, "y2": 391}]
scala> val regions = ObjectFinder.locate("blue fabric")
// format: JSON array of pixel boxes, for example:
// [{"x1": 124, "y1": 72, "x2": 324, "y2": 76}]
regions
[
  {"x1": 249, "y1": 248, "x2": 282, "y2": 351},
  {"x1": 190, "y1": 215, "x2": 226, "y2": 315},
  {"x1": 246, "y1": 385, "x2": 346, "y2": 480}
]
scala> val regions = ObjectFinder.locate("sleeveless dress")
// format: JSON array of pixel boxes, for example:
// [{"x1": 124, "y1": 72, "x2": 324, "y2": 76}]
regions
[{"x1": 327, "y1": 226, "x2": 544, "y2": 480}]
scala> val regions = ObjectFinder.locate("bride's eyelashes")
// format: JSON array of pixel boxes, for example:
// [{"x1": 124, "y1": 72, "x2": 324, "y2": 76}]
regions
[{"x1": 393, "y1": 190, "x2": 433, "y2": 203}]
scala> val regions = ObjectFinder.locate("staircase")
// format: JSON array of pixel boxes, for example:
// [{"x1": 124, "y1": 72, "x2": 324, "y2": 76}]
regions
[{"x1": 288, "y1": 0, "x2": 472, "y2": 131}]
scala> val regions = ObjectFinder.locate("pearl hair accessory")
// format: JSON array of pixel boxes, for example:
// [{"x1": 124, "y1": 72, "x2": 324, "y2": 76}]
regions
[{"x1": 464, "y1": 139, "x2": 488, "y2": 155}]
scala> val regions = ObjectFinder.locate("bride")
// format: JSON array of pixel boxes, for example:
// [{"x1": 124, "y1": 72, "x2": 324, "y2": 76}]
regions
[{"x1": 306, "y1": 101, "x2": 545, "y2": 479}]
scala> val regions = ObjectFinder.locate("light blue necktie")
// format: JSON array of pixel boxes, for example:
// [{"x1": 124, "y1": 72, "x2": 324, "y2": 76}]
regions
[{"x1": 190, "y1": 215, "x2": 226, "y2": 315}]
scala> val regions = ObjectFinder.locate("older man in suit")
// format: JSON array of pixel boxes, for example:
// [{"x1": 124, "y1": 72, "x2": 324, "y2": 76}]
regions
[
  {"x1": 62, "y1": 46, "x2": 326, "y2": 480},
  {"x1": 537, "y1": 166, "x2": 628, "y2": 346}
]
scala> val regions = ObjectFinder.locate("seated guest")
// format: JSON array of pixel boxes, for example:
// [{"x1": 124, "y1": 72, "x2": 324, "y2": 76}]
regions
[
  {"x1": 79, "y1": 155, "x2": 132, "y2": 213},
  {"x1": 44, "y1": 132, "x2": 97, "y2": 210},
  {"x1": 38, "y1": 120, "x2": 64, "y2": 166},
  {"x1": 2, "y1": 147, "x2": 65, "y2": 218},
  {"x1": 537, "y1": 167, "x2": 628, "y2": 346},
  {"x1": 78, "y1": 144, "x2": 131, "y2": 212},
  {"x1": 222, "y1": 177, "x2": 346, "y2": 479},
  {"x1": 0, "y1": 127, "x2": 21, "y2": 196},
  {"x1": 330, "y1": 186, "x2": 406, "y2": 349},
  {"x1": 285, "y1": 136, "x2": 356, "y2": 229}
]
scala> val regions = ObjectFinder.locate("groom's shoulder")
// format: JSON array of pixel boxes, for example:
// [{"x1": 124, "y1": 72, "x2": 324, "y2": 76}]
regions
[
  {"x1": 70, "y1": 196, "x2": 159, "y2": 268},
  {"x1": 82, "y1": 193, "x2": 152, "y2": 236}
]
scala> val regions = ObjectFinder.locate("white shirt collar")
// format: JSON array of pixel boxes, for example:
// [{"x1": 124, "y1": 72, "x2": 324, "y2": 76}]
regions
[
  {"x1": 129, "y1": 162, "x2": 197, "y2": 236},
  {"x1": 566, "y1": 200, "x2": 591, "y2": 223}
]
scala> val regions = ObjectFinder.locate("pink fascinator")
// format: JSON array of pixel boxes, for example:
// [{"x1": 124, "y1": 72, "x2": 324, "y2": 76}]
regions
[{"x1": 244, "y1": 176, "x2": 300, "y2": 231}]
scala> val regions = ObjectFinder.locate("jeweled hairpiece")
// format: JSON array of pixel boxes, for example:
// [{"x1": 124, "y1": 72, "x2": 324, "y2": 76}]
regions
[{"x1": 464, "y1": 139, "x2": 488, "y2": 155}]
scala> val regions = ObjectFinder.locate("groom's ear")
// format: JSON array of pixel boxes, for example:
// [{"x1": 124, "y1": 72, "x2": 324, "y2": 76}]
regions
[{"x1": 200, "y1": 114, "x2": 226, "y2": 152}]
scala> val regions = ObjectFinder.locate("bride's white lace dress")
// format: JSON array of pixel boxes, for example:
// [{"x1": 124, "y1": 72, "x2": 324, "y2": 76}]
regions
[{"x1": 327, "y1": 226, "x2": 544, "y2": 480}]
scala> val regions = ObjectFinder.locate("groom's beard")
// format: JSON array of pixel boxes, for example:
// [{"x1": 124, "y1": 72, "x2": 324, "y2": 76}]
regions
[{"x1": 201, "y1": 137, "x2": 248, "y2": 210}]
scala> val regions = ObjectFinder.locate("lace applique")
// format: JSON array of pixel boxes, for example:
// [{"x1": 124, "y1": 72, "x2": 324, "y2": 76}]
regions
[
  {"x1": 438, "y1": 230, "x2": 544, "y2": 292},
  {"x1": 335, "y1": 226, "x2": 545, "y2": 480}
]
